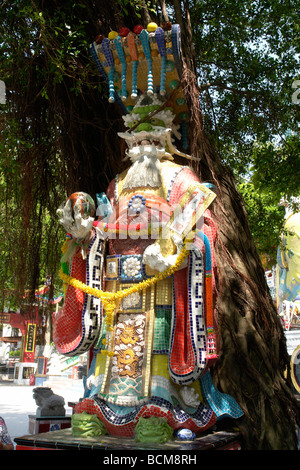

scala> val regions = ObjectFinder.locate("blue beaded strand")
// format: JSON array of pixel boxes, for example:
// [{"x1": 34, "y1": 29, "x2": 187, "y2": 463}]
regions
[
  {"x1": 140, "y1": 29, "x2": 153, "y2": 96},
  {"x1": 101, "y1": 38, "x2": 115, "y2": 103},
  {"x1": 155, "y1": 27, "x2": 167, "y2": 96},
  {"x1": 160, "y1": 56, "x2": 166, "y2": 96},
  {"x1": 101, "y1": 38, "x2": 114, "y2": 67},
  {"x1": 131, "y1": 60, "x2": 138, "y2": 99},
  {"x1": 89, "y1": 43, "x2": 127, "y2": 114},
  {"x1": 171, "y1": 24, "x2": 182, "y2": 78},
  {"x1": 108, "y1": 66, "x2": 115, "y2": 103},
  {"x1": 114, "y1": 36, "x2": 127, "y2": 101}
]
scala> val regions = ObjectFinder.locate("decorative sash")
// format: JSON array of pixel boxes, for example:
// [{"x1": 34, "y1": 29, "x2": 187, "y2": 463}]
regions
[
  {"x1": 54, "y1": 230, "x2": 105, "y2": 356},
  {"x1": 169, "y1": 247, "x2": 207, "y2": 384}
]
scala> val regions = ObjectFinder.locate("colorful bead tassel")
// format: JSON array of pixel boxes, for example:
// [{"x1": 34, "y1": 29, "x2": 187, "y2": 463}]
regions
[
  {"x1": 101, "y1": 38, "x2": 115, "y2": 103},
  {"x1": 108, "y1": 66, "x2": 115, "y2": 103},
  {"x1": 155, "y1": 27, "x2": 167, "y2": 96},
  {"x1": 114, "y1": 36, "x2": 127, "y2": 101},
  {"x1": 171, "y1": 24, "x2": 181, "y2": 77},
  {"x1": 127, "y1": 32, "x2": 138, "y2": 99},
  {"x1": 140, "y1": 29, "x2": 153, "y2": 95}
]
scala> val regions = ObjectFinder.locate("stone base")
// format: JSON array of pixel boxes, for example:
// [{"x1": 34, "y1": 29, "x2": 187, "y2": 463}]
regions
[
  {"x1": 16, "y1": 427, "x2": 242, "y2": 450},
  {"x1": 28, "y1": 415, "x2": 72, "y2": 435}
]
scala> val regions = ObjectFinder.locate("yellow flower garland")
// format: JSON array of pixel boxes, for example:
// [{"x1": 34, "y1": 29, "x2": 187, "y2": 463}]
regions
[{"x1": 59, "y1": 243, "x2": 189, "y2": 355}]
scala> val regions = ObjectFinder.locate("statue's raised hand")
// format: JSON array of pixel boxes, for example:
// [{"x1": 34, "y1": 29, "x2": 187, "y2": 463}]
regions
[{"x1": 57, "y1": 192, "x2": 95, "y2": 240}]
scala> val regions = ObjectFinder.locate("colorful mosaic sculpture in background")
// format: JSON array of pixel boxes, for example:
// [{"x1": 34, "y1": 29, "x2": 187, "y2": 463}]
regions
[
  {"x1": 53, "y1": 22, "x2": 243, "y2": 442},
  {"x1": 276, "y1": 200, "x2": 300, "y2": 329}
]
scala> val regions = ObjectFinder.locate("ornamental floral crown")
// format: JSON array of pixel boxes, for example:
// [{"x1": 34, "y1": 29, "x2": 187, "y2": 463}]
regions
[{"x1": 90, "y1": 22, "x2": 190, "y2": 150}]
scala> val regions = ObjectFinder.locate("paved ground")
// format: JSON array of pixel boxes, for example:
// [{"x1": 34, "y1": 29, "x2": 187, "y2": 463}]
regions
[
  {"x1": 2, "y1": 379, "x2": 299, "y2": 451},
  {"x1": 0, "y1": 379, "x2": 84, "y2": 447}
]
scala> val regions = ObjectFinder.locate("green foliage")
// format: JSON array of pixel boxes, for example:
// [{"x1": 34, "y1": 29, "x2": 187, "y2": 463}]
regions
[
  {"x1": 187, "y1": 0, "x2": 300, "y2": 172},
  {"x1": 0, "y1": 109, "x2": 66, "y2": 310},
  {"x1": 251, "y1": 135, "x2": 300, "y2": 202},
  {"x1": 0, "y1": 1, "x2": 95, "y2": 96},
  {"x1": 239, "y1": 181, "x2": 285, "y2": 267},
  {"x1": 238, "y1": 134, "x2": 300, "y2": 266},
  {"x1": 9, "y1": 349, "x2": 20, "y2": 357}
]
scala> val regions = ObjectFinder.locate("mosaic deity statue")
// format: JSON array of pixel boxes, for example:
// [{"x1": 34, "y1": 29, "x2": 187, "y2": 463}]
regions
[{"x1": 53, "y1": 22, "x2": 243, "y2": 441}]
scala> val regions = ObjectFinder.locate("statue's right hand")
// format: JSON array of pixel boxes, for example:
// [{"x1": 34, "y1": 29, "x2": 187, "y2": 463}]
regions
[{"x1": 57, "y1": 198, "x2": 94, "y2": 240}]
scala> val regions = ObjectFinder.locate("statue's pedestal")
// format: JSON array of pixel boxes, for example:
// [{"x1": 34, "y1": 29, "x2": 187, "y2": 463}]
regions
[
  {"x1": 15, "y1": 427, "x2": 241, "y2": 451},
  {"x1": 28, "y1": 415, "x2": 72, "y2": 435}
]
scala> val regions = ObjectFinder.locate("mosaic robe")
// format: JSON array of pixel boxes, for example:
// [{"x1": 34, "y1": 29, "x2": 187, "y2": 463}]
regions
[{"x1": 55, "y1": 160, "x2": 243, "y2": 437}]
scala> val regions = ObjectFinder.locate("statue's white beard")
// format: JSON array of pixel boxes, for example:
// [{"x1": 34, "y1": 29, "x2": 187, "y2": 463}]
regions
[
  {"x1": 126, "y1": 143, "x2": 166, "y2": 162},
  {"x1": 123, "y1": 152, "x2": 162, "y2": 189}
]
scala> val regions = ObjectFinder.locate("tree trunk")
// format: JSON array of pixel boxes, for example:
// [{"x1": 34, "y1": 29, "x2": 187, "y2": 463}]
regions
[
  {"x1": 210, "y1": 155, "x2": 299, "y2": 449},
  {"x1": 174, "y1": 2, "x2": 300, "y2": 449}
]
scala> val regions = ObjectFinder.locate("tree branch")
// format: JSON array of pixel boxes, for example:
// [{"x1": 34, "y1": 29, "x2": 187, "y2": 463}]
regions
[
  {"x1": 158, "y1": 0, "x2": 169, "y2": 22},
  {"x1": 199, "y1": 82, "x2": 261, "y2": 97}
]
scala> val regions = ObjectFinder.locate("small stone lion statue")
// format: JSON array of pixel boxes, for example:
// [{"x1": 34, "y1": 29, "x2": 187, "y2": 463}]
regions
[{"x1": 33, "y1": 387, "x2": 65, "y2": 417}]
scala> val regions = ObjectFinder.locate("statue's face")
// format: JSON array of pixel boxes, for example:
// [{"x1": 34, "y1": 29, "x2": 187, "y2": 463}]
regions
[
  {"x1": 118, "y1": 127, "x2": 171, "y2": 162},
  {"x1": 118, "y1": 93, "x2": 177, "y2": 163}
]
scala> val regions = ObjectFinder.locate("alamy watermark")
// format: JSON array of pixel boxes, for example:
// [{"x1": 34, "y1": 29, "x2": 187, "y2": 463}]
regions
[
  {"x1": 96, "y1": 195, "x2": 205, "y2": 242},
  {"x1": 292, "y1": 80, "x2": 300, "y2": 104}
]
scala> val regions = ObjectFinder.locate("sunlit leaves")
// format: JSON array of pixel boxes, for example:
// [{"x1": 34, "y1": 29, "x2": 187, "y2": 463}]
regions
[
  {"x1": 239, "y1": 181, "x2": 285, "y2": 267},
  {"x1": 189, "y1": 0, "x2": 300, "y2": 164},
  {"x1": 251, "y1": 136, "x2": 300, "y2": 202}
]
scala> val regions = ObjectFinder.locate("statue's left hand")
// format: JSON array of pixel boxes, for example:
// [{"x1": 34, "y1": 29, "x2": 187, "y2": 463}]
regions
[
  {"x1": 57, "y1": 198, "x2": 94, "y2": 240},
  {"x1": 142, "y1": 243, "x2": 178, "y2": 272},
  {"x1": 142, "y1": 234, "x2": 188, "y2": 273}
]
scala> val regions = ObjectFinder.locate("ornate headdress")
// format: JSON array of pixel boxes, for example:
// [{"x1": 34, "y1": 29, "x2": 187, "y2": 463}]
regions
[{"x1": 90, "y1": 22, "x2": 190, "y2": 151}]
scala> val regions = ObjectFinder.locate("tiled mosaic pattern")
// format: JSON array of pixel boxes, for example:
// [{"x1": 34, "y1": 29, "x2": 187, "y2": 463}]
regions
[
  {"x1": 153, "y1": 307, "x2": 171, "y2": 353},
  {"x1": 53, "y1": 253, "x2": 85, "y2": 353},
  {"x1": 82, "y1": 164, "x2": 220, "y2": 434},
  {"x1": 168, "y1": 247, "x2": 207, "y2": 385},
  {"x1": 99, "y1": 308, "x2": 154, "y2": 406},
  {"x1": 120, "y1": 255, "x2": 143, "y2": 282},
  {"x1": 57, "y1": 162, "x2": 243, "y2": 437},
  {"x1": 74, "y1": 394, "x2": 216, "y2": 438},
  {"x1": 105, "y1": 255, "x2": 121, "y2": 280},
  {"x1": 53, "y1": 232, "x2": 104, "y2": 356},
  {"x1": 200, "y1": 371, "x2": 244, "y2": 419}
]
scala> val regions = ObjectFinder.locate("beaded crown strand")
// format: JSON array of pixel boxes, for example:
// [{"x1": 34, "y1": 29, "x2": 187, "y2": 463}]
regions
[{"x1": 101, "y1": 38, "x2": 115, "y2": 103}]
